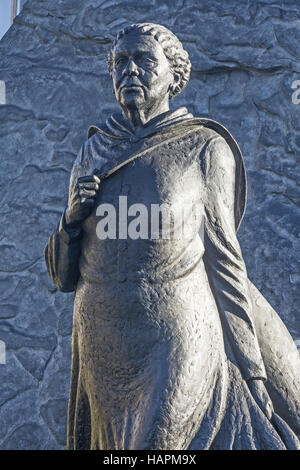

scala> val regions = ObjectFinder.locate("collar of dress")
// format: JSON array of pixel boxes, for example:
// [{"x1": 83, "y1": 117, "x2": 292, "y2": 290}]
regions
[{"x1": 88, "y1": 107, "x2": 194, "y2": 142}]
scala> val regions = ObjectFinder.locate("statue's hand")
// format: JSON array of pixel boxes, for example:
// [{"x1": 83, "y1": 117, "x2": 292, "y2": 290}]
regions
[
  {"x1": 65, "y1": 174, "x2": 100, "y2": 227},
  {"x1": 248, "y1": 379, "x2": 274, "y2": 420}
]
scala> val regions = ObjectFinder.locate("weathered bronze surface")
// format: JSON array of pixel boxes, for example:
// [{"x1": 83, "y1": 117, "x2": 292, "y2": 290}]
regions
[{"x1": 45, "y1": 23, "x2": 300, "y2": 450}]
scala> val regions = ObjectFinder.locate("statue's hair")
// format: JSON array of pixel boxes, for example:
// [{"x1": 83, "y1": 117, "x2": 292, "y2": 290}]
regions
[{"x1": 107, "y1": 23, "x2": 191, "y2": 99}]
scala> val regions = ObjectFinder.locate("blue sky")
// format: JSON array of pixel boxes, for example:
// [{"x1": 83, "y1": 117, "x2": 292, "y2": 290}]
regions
[{"x1": 0, "y1": 0, "x2": 12, "y2": 40}]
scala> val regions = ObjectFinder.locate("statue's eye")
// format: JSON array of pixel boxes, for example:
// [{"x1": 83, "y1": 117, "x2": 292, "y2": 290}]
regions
[
  {"x1": 145, "y1": 58, "x2": 157, "y2": 68},
  {"x1": 114, "y1": 57, "x2": 127, "y2": 68}
]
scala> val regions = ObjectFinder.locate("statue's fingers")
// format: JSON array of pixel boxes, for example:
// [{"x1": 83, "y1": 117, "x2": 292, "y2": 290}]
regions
[
  {"x1": 80, "y1": 197, "x2": 95, "y2": 205},
  {"x1": 77, "y1": 174, "x2": 101, "y2": 185},
  {"x1": 92, "y1": 174, "x2": 101, "y2": 184},
  {"x1": 78, "y1": 182, "x2": 99, "y2": 190},
  {"x1": 79, "y1": 188, "x2": 97, "y2": 198}
]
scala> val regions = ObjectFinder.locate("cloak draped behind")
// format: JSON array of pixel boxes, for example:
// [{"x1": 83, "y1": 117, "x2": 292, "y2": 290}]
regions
[{"x1": 45, "y1": 107, "x2": 300, "y2": 449}]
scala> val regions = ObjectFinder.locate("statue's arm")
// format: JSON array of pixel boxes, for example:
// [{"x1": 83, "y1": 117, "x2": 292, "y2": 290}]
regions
[
  {"x1": 44, "y1": 150, "x2": 85, "y2": 293},
  {"x1": 44, "y1": 211, "x2": 82, "y2": 293},
  {"x1": 202, "y1": 135, "x2": 267, "y2": 382},
  {"x1": 44, "y1": 142, "x2": 100, "y2": 292}
]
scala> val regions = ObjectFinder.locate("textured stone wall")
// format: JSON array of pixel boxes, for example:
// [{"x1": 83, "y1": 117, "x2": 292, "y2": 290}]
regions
[{"x1": 0, "y1": 0, "x2": 299, "y2": 449}]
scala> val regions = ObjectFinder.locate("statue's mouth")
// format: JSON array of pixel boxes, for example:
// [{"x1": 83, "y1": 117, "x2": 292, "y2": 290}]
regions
[{"x1": 120, "y1": 83, "x2": 143, "y2": 92}]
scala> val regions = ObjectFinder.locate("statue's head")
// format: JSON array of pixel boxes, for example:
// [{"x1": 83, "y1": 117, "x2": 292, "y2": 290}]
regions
[{"x1": 108, "y1": 23, "x2": 191, "y2": 113}]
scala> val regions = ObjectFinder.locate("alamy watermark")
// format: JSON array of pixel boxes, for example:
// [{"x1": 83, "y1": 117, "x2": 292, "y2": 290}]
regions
[
  {"x1": 95, "y1": 196, "x2": 205, "y2": 242},
  {"x1": 0, "y1": 80, "x2": 6, "y2": 105},
  {"x1": 0, "y1": 340, "x2": 6, "y2": 364},
  {"x1": 291, "y1": 80, "x2": 300, "y2": 104}
]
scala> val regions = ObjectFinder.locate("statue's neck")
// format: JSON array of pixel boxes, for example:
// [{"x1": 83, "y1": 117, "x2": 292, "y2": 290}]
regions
[{"x1": 121, "y1": 98, "x2": 170, "y2": 132}]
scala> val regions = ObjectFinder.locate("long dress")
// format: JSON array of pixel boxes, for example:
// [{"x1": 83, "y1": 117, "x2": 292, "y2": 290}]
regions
[{"x1": 45, "y1": 107, "x2": 300, "y2": 449}]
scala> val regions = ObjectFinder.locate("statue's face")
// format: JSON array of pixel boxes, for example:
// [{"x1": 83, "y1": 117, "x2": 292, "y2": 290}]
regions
[{"x1": 111, "y1": 31, "x2": 174, "y2": 112}]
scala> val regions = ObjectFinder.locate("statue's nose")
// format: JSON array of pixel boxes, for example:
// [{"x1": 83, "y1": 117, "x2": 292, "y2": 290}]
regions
[{"x1": 123, "y1": 58, "x2": 139, "y2": 76}]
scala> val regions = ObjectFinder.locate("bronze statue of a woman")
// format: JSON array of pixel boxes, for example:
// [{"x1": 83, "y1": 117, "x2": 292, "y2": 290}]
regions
[{"x1": 45, "y1": 23, "x2": 300, "y2": 450}]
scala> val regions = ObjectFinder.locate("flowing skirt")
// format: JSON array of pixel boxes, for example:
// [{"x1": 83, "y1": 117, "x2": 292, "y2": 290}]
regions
[{"x1": 67, "y1": 261, "x2": 300, "y2": 450}]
